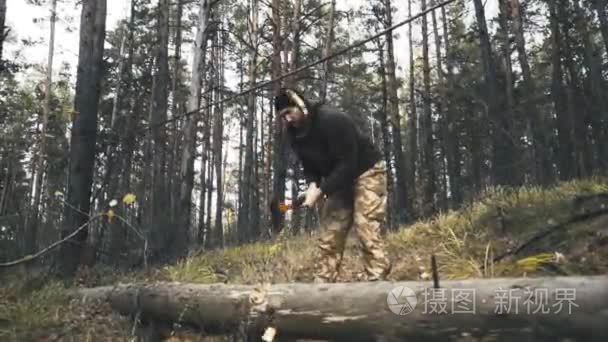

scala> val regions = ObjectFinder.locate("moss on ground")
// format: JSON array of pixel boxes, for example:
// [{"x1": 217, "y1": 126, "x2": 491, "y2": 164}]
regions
[{"x1": 2, "y1": 176, "x2": 608, "y2": 340}]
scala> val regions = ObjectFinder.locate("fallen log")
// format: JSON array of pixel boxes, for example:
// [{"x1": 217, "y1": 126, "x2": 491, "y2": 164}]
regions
[{"x1": 75, "y1": 275, "x2": 608, "y2": 341}]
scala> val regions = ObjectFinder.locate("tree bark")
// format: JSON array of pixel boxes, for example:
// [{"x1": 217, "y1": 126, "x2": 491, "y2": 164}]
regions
[
  {"x1": 57, "y1": 0, "x2": 107, "y2": 277},
  {"x1": 78, "y1": 275, "x2": 608, "y2": 341}
]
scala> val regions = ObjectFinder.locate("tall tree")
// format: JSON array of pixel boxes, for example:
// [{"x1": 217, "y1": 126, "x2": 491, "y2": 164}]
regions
[
  {"x1": 548, "y1": 0, "x2": 574, "y2": 180},
  {"x1": 320, "y1": 0, "x2": 336, "y2": 103},
  {"x1": 58, "y1": 0, "x2": 107, "y2": 276},
  {"x1": 511, "y1": 0, "x2": 552, "y2": 185},
  {"x1": 407, "y1": 0, "x2": 418, "y2": 217},
  {"x1": 179, "y1": 0, "x2": 210, "y2": 252},
  {"x1": 441, "y1": 1, "x2": 462, "y2": 206},
  {"x1": 472, "y1": 0, "x2": 517, "y2": 186},
  {"x1": 26, "y1": 0, "x2": 57, "y2": 256},
  {"x1": 382, "y1": 0, "x2": 409, "y2": 224},
  {"x1": 0, "y1": 0, "x2": 6, "y2": 66},
  {"x1": 420, "y1": 0, "x2": 435, "y2": 216},
  {"x1": 270, "y1": 0, "x2": 286, "y2": 234},
  {"x1": 573, "y1": 0, "x2": 608, "y2": 170},
  {"x1": 238, "y1": 0, "x2": 259, "y2": 242},
  {"x1": 147, "y1": 0, "x2": 171, "y2": 255}
]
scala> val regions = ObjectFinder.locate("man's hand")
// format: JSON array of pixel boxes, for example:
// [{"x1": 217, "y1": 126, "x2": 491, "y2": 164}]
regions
[{"x1": 301, "y1": 182, "x2": 322, "y2": 207}]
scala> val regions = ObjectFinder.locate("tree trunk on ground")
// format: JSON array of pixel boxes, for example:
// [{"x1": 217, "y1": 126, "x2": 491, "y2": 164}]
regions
[
  {"x1": 179, "y1": 0, "x2": 210, "y2": 254},
  {"x1": 57, "y1": 0, "x2": 107, "y2": 277},
  {"x1": 384, "y1": 0, "x2": 409, "y2": 224},
  {"x1": 77, "y1": 275, "x2": 608, "y2": 341},
  {"x1": 511, "y1": 0, "x2": 552, "y2": 185}
]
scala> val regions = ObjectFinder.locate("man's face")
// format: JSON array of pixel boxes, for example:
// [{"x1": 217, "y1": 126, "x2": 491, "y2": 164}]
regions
[{"x1": 280, "y1": 108, "x2": 305, "y2": 128}]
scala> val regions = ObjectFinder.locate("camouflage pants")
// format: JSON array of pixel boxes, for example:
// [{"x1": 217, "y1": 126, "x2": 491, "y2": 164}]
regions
[{"x1": 313, "y1": 161, "x2": 391, "y2": 283}]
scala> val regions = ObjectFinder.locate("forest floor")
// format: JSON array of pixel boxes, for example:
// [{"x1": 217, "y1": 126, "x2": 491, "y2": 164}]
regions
[{"x1": 2, "y1": 176, "x2": 608, "y2": 341}]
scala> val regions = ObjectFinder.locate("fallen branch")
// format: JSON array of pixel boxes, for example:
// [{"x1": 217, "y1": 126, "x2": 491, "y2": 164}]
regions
[
  {"x1": 74, "y1": 275, "x2": 608, "y2": 341},
  {"x1": 493, "y1": 207, "x2": 608, "y2": 264},
  {"x1": 0, "y1": 215, "x2": 103, "y2": 267}
]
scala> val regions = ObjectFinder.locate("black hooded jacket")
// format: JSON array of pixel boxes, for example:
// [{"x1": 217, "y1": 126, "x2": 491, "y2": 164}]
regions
[{"x1": 286, "y1": 103, "x2": 382, "y2": 207}]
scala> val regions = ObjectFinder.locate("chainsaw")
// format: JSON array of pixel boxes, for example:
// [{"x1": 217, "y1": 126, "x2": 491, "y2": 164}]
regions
[{"x1": 269, "y1": 194, "x2": 306, "y2": 235}]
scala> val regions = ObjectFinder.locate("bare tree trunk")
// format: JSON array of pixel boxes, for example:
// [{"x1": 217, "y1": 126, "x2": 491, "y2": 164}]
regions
[
  {"x1": 26, "y1": 0, "x2": 57, "y2": 256},
  {"x1": 431, "y1": 0, "x2": 448, "y2": 211},
  {"x1": 441, "y1": 3, "x2": 462, "y2": 207},
  {"x1": 407, "y1": 0, "x2": 418, "y2": 218},
  {"x1": 420, "y1": 0, "x2": 436, "y2": 217},
  {"x1": 497, "y1": 0, "x2": 519, "y2": 185},
  {"x1": 319, "y1": 0, "x2": 335, "y2": 103},
  {"x1": 146, "y1": 0, "x2": 171, "y2": 259},
  {"x1": 57, "y1": 0, "x2": 107, "y2": 277},
  {"x1": 79, "y1": 276, "x2": 608, "y2": 341},
  {"x1": 213, "y1": 25, "x2": 225, "y2": 249},
  {"x1": 179, "y1": 0, "x2": 210, "y2": 253},
  {"x1": 511, "y1": 0, "x2": 552, "y2": 185},
  {"x1": 548, "y1": 1, "x2": 574, "y2": 181},
  {"x1": 573, "y1": 0, "x2": 608, "y2": 172},
  {"x1": 168, "y1": 0, "x2": 184, "y2": 224},
  {"x1": 239, "y1": 0, "x2": 259, "y2": 243},
  {"x1": 558, "y1": 0, "x2": 591, "y2": 179},
  {"x1": 384, "y1": 0, "x2": 409, "y2": 224},
  {"x1": 377, "y1": 37, "x2": 395, "y2": 231},
  {"x1": 0, "y1": 0, "x2": 6, "y2": 66},
  {"x1": 270, "y1": 0, "x2": 286, "y2": 236},
  {"x1": 472, "y1": 0, "x2": 516, "y2": 187}
]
